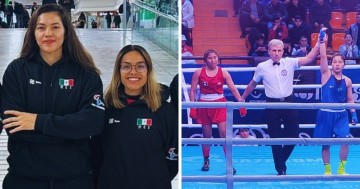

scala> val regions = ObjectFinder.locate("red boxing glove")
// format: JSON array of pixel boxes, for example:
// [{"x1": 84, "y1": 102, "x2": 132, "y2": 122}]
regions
[
  {"x1": 239, "y1": 108, "x2": 247, "y2": 117},
  {"x1": 189, "y1": 108, "x2": 197, "y2": 119}
]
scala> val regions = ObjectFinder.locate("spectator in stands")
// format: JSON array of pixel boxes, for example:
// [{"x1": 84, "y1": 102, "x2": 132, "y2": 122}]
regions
[
  {"x1": 348, "y1": 13, "x2": 360, "y2": 48},
  {"x1": 106, "y1": 12, "x2": 111, "y2": 28},
  {"x1": 248, "y1": 34, "x2": 269, "y2": 56},
  {"x1": 113, "y1": 12, "x2": 121, "y2": 28},
  {"x1": 239, "y1": 0, "x2": 267, "y2": 38},
  {"x1": 268, "y1": 16, "x2": 289, "y2": 41},
  {"x1": 341, "y1": 0, "x2": 359, "y2": 12},
  {"x1": 289, "y1": 15, "x2": 311, "y2": 47},
  {"x1": 264, "y1": 0, "x2": 288, "y2": 29},
  {"x1": 182, "y1": 0, "x2": 194, "y2": 47},
  {"x1": 233, "y1": 0, "x2": 241, "y2": 17},
  {"x1": 182, "y1": 35, "x2": 196, "y2": 64},
  {"x1": 286, "y1": 0, "x2": 306, "y2": 29},
  {"x1": 93, "y1": 45, "x2": 178, "y2": 188},
  {"x1": 314, "y1": 31, "x2": 357, "y2": 176},
  {"x1": 339, "y1": 33, "x2": 359, "y2": 65},
  {"x1": 189, "y1": 49, "x2": 247, "y2": 174},
  {"x1": 1, "y1": 4, "x2": 104, "y2": 188},
  {"x1": 119, "y1": 0, "x2": 131, "y2": 27},
  {"x1": 283, "y1": 37, "x2": 292, "y2": 57},
  {"x1": 309, "y1": 0, "x2": 332, "y2": 48},
  {"x1": 302, "y1": 0, "x2": 314, "y2": 9},
  {"x1": 182, "y1": 35, "x2": 193, "y2": 54},
  {"x1": 259, "y1": 0, "x2": 271, "y2": 6},
  {"x1": 292, "y1": 35, "x2": 312, "y2": 57},
  {"x1": 241, "y1": 37, "x2": 321, "y2": 175}
]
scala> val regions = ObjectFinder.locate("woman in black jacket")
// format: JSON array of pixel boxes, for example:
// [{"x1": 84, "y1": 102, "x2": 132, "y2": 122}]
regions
[
  {"x1": 1, "y1": 4, "x2": 104, "y2": 189},
  {"x1": 93, "y1": 45, "x2": 178, "y2": 189}
]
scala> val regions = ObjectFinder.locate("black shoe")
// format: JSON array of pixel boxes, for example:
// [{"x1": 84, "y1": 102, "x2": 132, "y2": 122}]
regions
[
  {"x1": 233, "y1": 167, "x2": 236, "y2": 175},
  {"x1": 201, "y1": 158, "x2": 210, "y2": 171},
  {"x1": 240, "y1": 33, "x2": 246, "y2": 38},
  {"x1": 277, "y1": 171, "x2": 286, "y2": 175}
]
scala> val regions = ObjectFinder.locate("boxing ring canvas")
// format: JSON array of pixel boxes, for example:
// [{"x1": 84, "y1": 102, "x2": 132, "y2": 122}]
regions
[{"x1": 182, "y1": 145, "x2": 360, "y2": 188}]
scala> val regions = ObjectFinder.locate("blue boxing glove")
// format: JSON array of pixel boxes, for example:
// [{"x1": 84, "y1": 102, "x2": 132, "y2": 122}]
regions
[
  {"x1": 319, "y1": 27, "x2": 327, "y2": 42},
  {"x1": 351, "y1": 112, "x2": 358, "y2": 125}
]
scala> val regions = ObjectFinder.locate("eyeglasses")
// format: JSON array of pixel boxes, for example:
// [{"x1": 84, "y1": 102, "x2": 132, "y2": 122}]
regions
[{"x1": 120, "y1": 63, "x2": 147, "y2": 73}]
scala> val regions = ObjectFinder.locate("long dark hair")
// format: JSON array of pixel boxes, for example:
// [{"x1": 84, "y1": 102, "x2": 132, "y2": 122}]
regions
[{"x1": 20, "y1": 4, "x2": 100, "y2": 74}]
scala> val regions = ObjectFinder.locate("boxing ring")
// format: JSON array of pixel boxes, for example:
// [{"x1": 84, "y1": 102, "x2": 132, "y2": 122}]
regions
[{"x1": 181, "y1": 65, "x2": 360, "y2": 189}]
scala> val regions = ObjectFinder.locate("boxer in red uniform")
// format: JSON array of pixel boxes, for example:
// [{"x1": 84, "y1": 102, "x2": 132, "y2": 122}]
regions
[{"x1": 189, "y1": 49, "x2": 247, "y2": 174}]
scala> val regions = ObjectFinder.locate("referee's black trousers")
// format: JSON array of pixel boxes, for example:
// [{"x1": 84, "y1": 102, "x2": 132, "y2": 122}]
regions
[{"x1": 265, "y1": 97, "x2": 299, "y2": 174}]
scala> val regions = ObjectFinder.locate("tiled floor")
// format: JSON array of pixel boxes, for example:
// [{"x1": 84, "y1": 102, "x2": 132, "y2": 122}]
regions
[{"x1": 0, "y1": 28, "x2": 178, "y2": 188}]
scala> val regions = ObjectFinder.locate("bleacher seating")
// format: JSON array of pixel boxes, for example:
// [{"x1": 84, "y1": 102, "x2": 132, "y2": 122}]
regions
[
  {"x1": 346, "y1": 12, "x2": 358, "y2": 29},
  {"x1": 311, "y1": 33, "x2": 319, "y2": 48},
  {"x1": 329, "y1": 11, "x2": 344, "y2": 31},
  {"x1": 332, "y1": 33, "x2": 345, "y2": 51}
]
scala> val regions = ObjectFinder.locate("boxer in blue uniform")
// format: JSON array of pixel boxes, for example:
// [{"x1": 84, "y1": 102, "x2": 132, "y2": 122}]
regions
[{"x1": 314, "y1": 31, "x2": 358, "y2": 175}]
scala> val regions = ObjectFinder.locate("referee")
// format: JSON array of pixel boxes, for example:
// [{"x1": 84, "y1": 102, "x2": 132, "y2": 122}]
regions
[{"x1": 241, "y1": 38, "x2": 320, "y2": 175}]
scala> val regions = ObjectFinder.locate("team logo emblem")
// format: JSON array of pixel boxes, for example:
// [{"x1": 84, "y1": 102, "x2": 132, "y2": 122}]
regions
[
  {"x1": 108, "y1": 118, "x2": 120, "y2": 124},
  {"x1": 91, "y1": 94, "x2": 105, "y2": 110},
  {"x1": 281, "y1": 70, "x2": 287, "y2": 76},
  {"x1": 29, "y1": 79, "x2": 42, "y2": 85}
]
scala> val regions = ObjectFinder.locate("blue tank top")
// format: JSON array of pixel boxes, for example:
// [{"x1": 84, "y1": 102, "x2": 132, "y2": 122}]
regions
[{"x1": 321, "y1": 75, "x2": 347, "y2": 103}]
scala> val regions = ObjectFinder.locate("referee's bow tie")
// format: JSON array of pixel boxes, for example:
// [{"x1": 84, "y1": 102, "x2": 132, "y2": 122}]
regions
[{"x1": 273, "y1": 62, "x2": 280, "y2": 65}]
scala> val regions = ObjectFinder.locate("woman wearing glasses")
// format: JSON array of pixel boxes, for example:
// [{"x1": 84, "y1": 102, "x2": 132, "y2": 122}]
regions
[{"x1": 92, "y1": 45, "x2": 178, "y2": 189}]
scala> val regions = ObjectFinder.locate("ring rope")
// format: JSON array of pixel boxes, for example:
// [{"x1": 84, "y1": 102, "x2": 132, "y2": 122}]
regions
[
  {"x1": 182, "y1": 123, "x2": 360, "y2": 128},
  {"x1": 182, "y1": 138, "x2": 360, "y2": 145},
  {"x1": 182, "y1": 65, "x2": 360, "y2": 73},
  {"x1": 182, "y1": 175, "x2": 360, "y2": 182},
  {"x1": 182, "y1": 102, "x2": 360, "y2": 109},
  {"x1": 184, "y1": 83, "x2": 360, "y2": 89}
]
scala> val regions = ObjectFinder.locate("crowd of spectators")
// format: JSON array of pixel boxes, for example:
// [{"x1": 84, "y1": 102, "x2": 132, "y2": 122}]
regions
[{"x1": 233, "y1": 0, "x2": 360, "y2": 63}]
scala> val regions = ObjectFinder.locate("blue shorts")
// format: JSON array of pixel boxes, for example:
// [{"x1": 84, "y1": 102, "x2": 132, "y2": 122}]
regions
[{"x1": 313, "y1": 110, "x2": 350, "y2": 138}]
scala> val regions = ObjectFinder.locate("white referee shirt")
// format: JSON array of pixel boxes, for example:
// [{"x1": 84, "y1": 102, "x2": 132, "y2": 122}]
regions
[{"x1": 253, "y1": 57, "x2": 299, "y2": 98}]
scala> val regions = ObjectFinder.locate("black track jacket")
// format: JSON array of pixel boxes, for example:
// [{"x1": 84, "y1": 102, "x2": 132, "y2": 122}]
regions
[
  {"x1": 94, "y1": 87, "x2": 178, "y2": 189},
  {"x1": 1, "y1": 55, "x2": 105, "y2": 179}
]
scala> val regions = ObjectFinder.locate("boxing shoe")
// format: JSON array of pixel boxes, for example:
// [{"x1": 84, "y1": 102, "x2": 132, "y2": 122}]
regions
[{"x1": 201, "y1": 157, "x2": 210, "y2": 171}]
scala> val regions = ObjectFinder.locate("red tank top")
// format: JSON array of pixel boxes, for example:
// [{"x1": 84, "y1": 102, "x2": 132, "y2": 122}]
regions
[{"x1": 199, "y1": 67, "x2": 224, "y2": 94}]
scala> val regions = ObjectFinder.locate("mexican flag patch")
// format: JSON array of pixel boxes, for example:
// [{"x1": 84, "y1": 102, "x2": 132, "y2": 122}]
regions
[{"x1": 137, "y1": 118, "x2": 152, "y2": 129}]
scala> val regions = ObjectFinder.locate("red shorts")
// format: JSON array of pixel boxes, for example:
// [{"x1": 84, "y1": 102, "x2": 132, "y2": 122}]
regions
[{"x1": 197, "y1": 97, "x2": 226, "y2": 125}]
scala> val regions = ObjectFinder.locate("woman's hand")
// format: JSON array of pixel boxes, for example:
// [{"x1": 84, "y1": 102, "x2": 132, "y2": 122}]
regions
[{"x1": 2, "y1": 110, "x2": 37, "y2": 134}]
